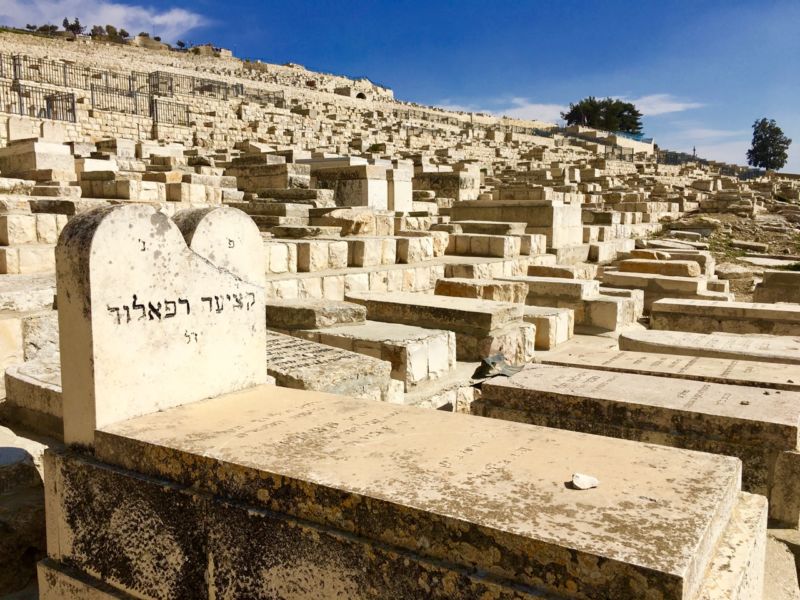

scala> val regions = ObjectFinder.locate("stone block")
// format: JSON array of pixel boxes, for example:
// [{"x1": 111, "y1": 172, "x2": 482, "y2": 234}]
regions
[
  {"x1": 434, "y1": 277, "x2": 527, "y2": 303},
  {"x1": 265, "y1": 299, "x2": 366, "y2": 329},
  {"x1": 619, "y1": 259, "x2": 702, "y2": 277},
  {"x1": 56, "y1": 205, "x2": 267, "y2": 446},
  {"x1": 0, "y1": 214, "x2": 37, "y2": 246},
  {"x1": 521, "y1": 306, "x2": 574, "y2": 350},
  {"x1": 478, "y1": 363, "x2": 800, "y2": 520},
  {"x1": 42, "y1": 384, "x2": 765, "y2": 599},
  {"x1": 651, "y1": 299, "x2": 800, "y2": 336}
]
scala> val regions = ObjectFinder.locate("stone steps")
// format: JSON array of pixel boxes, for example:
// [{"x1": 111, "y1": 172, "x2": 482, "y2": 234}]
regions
[
  {"x1": 446, "y1": 233, "x2": 522, "y2": 258},
  {"x1": 497, "y1": 275, "x2": 639, "y2": 332},
  {"x1": 602, "y1": 271, "x2": 733, "y2": 311}
]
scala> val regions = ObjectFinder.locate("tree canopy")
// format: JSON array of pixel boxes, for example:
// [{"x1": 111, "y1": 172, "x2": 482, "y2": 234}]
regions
[
  {"x1": 62, "y1": 17, "x2": 85, "y2": 37},
  {"x1": 747, "y1": 118, "x2": 791, "y2": 171},
  {"x1": 561, "y1": 97, "x2": 643, "y2": 135}
]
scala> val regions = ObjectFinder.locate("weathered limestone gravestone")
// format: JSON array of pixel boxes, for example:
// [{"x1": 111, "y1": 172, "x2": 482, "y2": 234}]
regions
[
  {"x1": 56, "y1": 203, "x2": 267, "y2": 445},
  {"x1": 39, "y1": 201, "x2": 767, "y2": 599}
]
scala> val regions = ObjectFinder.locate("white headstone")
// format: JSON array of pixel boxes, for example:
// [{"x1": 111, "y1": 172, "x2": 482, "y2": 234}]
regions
[
  {"x1": 173, "y1": 206, "x2": 265, "y2": 286},
  {"x1": 56, "y1": 204, "x2": 267, "y2": 446}
]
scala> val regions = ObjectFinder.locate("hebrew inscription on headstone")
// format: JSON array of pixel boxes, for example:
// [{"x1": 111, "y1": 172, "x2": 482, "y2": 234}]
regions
[{"x1": 56, "y1": 203, "x2": 267, "y2": 445}]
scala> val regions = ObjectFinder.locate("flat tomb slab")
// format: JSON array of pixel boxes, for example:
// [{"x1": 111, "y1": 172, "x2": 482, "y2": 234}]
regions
[
  {"x1": 478, "y1": 364, "x2": 800, "y2": 498},
  {"x1": 264, "y1": 298, "x2": 366, "y2": 329},
  {"x1": 296, "y1": 320, "x2": 455, "y2": 389},
  {"x1": 95, "y1": 384, "x2": 743, "y2": 599},
  {"x1": 540, "y1": 347, "x2": 800, "y2": 391},
  {"x1": 265, "y1": 332, "x2": 393, "y2": 402},
  {"x1": 619, "y1": 329, "x2": 800, "y2": 365},
  {"x1": 651, "y1": 299, "x2": 800, "y2": 335},
  {"x1": 2, "y1": 356, "x2": 62, "y2": 438},
  {"x1": 345, "y1": 290, "x2": 523, "y2": 335}
]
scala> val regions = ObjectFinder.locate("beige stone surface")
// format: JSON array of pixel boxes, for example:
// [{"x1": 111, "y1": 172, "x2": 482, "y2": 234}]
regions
[
  {"x1": 651, "y1": 298, "x2": 800, "y2": 336},
  {"x1": 434, "y1": 277, "x2": 527, "y2": 303},
  {"x1": 56, "y1": 204, "x2": 267, "y2": 445},
  {"x1": 96, "y1": 384, "x2": 746, "y2": 599},
  {"x1": 619, "y1": 329, "x2": 800, "y2": 365},
  {"x1": 542, "y1": 346, "x2": 800, "y2": 391},
  {"x1": 619, "y1": 258, "x2": 702, "y2": 277}
]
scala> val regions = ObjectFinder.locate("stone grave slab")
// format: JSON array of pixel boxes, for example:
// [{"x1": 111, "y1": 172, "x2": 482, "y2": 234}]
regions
[
  {"x1": 47, "y1": 384, "x2": 756, "y2": 599},
  {"x1": 651, "y1": 298, "x2": 800, "y2": 336},
  {"x1": 56, "y1": 204, "x2": 267, "y2": 445},
  {"x1": 38, "y1": 183, "x2": 766, "y2": 599},
  {"x1": 619, "y1": 329, "x2": 800, "y2": 365},
  {"x1": 541, "y1": 347, "x2": 800, "y2": 392},
  {"x1": 265, "y1": 298, "x2": 366, "y2": 329},
  {"x1": 345, "y1": 290, "x2": 534, "y2": 362},
  {"x1": 265, "y1": 331, "x2": 396, "y2": 402},
  {"x1": 478, "y1": 363, "x2": 800, "y2": 524},
  {"x1": 295, "y1": 320, "x2": 455, "y2": 391}
]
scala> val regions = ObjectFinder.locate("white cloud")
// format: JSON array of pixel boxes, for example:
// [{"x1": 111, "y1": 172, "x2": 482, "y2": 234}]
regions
[
  {"x1": 435, "y1": 97, "x2": 566, "y2": 124},
  {"x1": 679, "y1": 127, "x2": 748, "y2": 140},
  {"x1": 435, "y1": 100, "x2": 483, "y2": 114},
  {"x1": 437, "y1": 93, "x2": 703, "y2": 125},
  {"x1": 499, "y1": 97, "x2": 566, "y2": 124},
  {"x1": 620, "y1": 94, "x2": 705, "y2": 116},
  {"x1": 0, "y1": 0, "x2": 209, "y2": 42}
]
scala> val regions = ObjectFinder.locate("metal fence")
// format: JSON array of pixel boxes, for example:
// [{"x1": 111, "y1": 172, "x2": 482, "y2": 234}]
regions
[
  {"x1": 90, "y1": 85, "x2": 151, "y2": 117},
  {"x1": 148, "y1": 70, "x2": 241, "y2": 100},
  {"x1": 151, "y1": 97, "x2": 190, "y2": 126},
  {"x1": 0, "y1": 52, "x2": 147, "y2": 93},
  {"x1": 0, "y1": 80, "x2": 76, "y2": 121}
]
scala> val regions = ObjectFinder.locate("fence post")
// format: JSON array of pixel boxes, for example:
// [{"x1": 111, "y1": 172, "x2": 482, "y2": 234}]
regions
[{"x1": 12, "y1": 55, "x2": 21, "y2": 80}]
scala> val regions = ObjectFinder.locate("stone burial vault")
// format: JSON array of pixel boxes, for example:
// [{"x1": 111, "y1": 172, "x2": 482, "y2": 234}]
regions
[{"x1": 39, "y1": 204, "x2": 766, "y2": 599}]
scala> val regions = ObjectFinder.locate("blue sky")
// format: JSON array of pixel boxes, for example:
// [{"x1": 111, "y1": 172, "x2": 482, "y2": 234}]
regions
[{"x1": 3, "y1": 0, "x2": 798, "y2": 171}]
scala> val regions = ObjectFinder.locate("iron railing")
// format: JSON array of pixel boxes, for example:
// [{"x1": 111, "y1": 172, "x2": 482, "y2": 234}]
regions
[
  {"x1": 148, "y1": 70, "x2": 241, "y2": 100},
  {"x1": 151, "y1": 97, "x2": 190, "y2": 126},
  {"x1": 0, "y1": 80, "x2": 76, "y2": 121},
  {"x1": 240, "y1": 87, "x2": 285, "y2": 107},
  {"x1": 0, "y1": 52, "x2": 147, "y2": 93},
  {"x1": 90, "y1": 85, "x2": 151, "y2": 117}
]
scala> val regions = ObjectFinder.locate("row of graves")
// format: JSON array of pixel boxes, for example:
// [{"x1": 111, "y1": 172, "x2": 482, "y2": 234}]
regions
[{"x1": 0, "y1": 131, "x2": 797, "y2": 598}]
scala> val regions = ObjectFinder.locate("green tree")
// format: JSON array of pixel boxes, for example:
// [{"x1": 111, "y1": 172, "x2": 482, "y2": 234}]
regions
[
  {"x1": 90, "y1": 25, "x2": 106, "y2": 38},
  {"x1": 118, "y1": 29, "x2": 130, "y2": 39},
  {"x1": 176, "y1": 40, "x2": 186, "y2": 49},
  {"x1": 561, "y1": 96, "x2": 643, "y2": 134},
  {"x1": 105, "y1": 25, "x2": 118, "y2": 37},
  {"x1": 25, "y1": 24, "x2": 37, "y2": 31},
  {"x1": 747, "y1": 118, "x2": 791, "y2": 171},
  {"x1": 63, "y1": 17, "x2": 85, "y2": 36}
]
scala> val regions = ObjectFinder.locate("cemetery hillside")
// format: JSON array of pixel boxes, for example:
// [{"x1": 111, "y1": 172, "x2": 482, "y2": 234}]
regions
[{"x1": 0, "y1": 15, "x2": 798, "y2": 600}]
